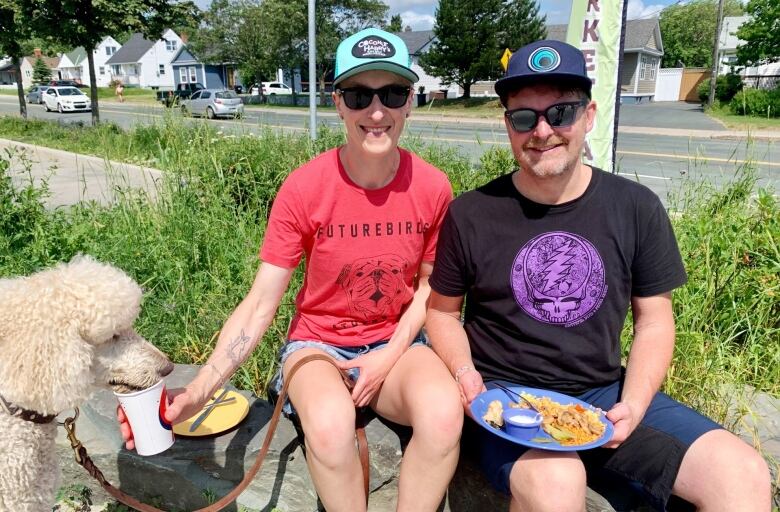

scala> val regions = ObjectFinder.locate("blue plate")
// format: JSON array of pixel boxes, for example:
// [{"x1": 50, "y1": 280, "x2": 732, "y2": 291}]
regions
[{"x1": 470, "y1": 384, "x2": 614, "y2": 451}]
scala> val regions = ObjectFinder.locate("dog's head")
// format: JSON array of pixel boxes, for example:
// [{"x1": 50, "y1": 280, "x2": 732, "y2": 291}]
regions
[
  {"x1": 336, "y1": 254, "x2": 410, "y2": 320},
  {"x1": 0, "y1": 255, "x2": 173, "y2": 415}
]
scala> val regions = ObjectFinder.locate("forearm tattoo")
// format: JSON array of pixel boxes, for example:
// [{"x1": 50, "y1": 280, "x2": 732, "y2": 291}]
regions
[{"x1": 227, "y1": 329, "x2": 252, "y2": 366}]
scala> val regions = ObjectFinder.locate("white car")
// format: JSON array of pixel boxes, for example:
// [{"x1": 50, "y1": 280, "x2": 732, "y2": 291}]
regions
[
  {"x1": 249, "y1": 81, "x2": 294, "y2": 96},
  {"x1": 43, "y1": 86, "x2": 91, "y2": 113}
]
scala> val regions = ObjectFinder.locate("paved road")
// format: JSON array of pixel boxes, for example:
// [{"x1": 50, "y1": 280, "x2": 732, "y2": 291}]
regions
[
  {"x1": 618, "y1": 101, "x2": 725, "y2": 130},
  {"x1": 1, "y1": 97, "x2": 776, "y2": 204}
]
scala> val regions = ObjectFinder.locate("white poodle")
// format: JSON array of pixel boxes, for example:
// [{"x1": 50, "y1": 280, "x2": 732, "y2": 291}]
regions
[{"x1": 0, "y1": 256, "x2": 174, "y2": 512}]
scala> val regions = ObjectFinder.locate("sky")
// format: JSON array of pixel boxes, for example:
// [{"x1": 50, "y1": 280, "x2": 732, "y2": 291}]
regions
[
  {"x1": 193, "y1": 0, "x2": 682, "y2": 30},
  {"x1": 384, "y1": 0, "x2": 678, "y2": 30}
]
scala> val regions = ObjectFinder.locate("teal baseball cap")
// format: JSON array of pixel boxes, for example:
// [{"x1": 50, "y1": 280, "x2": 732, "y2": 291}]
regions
[{"x1": 333, "y1": 28, "x2": 419, "y2": 87}]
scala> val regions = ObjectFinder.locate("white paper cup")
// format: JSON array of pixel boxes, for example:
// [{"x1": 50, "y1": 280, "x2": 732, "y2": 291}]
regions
[{"x1": 115, "y1": 379, "x2": 175, "y2": 456}]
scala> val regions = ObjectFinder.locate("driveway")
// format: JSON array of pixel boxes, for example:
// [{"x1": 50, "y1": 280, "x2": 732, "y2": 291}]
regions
[{"x1": 618, "y1": 101, "x2": 725, "y2": 131}]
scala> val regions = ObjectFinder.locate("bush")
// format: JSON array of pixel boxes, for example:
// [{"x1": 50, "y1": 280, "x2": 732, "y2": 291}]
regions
[
  {"x1": 698, "y1": 73, "x2": 743, "y2": 103},
  {"x1": 729, "y1": 87, "x2": 780, "y2": 117}
]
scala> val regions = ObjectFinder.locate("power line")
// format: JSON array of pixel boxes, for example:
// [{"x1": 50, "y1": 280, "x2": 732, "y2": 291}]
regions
[{"x1": 631, "y1": 0, "x2": 686, "y2": 20}]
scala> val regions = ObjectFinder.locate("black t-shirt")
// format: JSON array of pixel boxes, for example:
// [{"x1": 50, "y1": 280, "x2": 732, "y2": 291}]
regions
[{"x1": 429, "y1": 168, "x2": 687, "y2": 394}]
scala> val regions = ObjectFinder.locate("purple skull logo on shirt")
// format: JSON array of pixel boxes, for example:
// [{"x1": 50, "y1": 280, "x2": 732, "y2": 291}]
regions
[{"x1": 511, "y1": 231, "x2": 607, "y2": 327}]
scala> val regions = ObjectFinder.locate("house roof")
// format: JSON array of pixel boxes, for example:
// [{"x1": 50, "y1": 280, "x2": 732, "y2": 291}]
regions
[
  {"x1": 106, "y1": 33, "x2": 154, "y2": 65},
  {"x1": 393, "y1": 30, "x2": 435, "y2": 55},
  {"x1": 23, "y1": 55, "x2": 60, "y2": 69},
  {"x1": 546, "y1": 18, "x2": 661, "y2": 52},
  {"x1": 66, "y1": 47, "x2": 86, "y2": 67}
]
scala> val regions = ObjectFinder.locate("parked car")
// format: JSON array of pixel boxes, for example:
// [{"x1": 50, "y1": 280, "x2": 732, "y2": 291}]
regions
[
  {"x1": 263, "y1": 81, "x2": 293, "y2": 95},
  {"x1": 26, "y1": 85, "x2": 50, "y2": 104},
  {"x1": 48, "y1": 79, "x2": 87, "y2": 88},
  {"x1": 157, "y1": 82, "x2": 205, "y2": 107},
  {"x1": 248, "y1": 81, "x2": 293, "y2": 96},
  {"x1": 42, "y1": 86, "x2": 91, "y2": 113},
  {"x1": 180, "y1": 89, "x2": 243, "y2": 119}
]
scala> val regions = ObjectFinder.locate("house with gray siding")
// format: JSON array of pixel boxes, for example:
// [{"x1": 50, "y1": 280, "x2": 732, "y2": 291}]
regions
[
  {"x1": 547, "y1": 19, "x2": 663, "y2": 103},
  {"x1": 407, "y1": 19, "x2": 664, "y2": 101}
]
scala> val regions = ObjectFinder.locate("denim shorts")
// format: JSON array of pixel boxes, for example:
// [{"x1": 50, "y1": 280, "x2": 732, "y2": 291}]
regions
[
  {"x1": 466, "y1": 376, "x2": 722, "y2": 511},
  {"x1": 270, "y1": 332, "x2": 429, "y2": 415}
]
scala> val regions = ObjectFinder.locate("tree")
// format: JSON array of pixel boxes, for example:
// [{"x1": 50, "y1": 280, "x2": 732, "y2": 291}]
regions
[
  {"x1": 233, "y1": 0, "x2": 386, "y2": 104},
  {"x1": 32, "y1": 57, "x2": 51, "y2": 84},
  {"x1": 735, "y1": 0, "x2": 780, "y2": 66},
  {"x1": 659, "y1": 0, "x2": 743, "y2": 68},
  {"x1": 188, "y1": 0, "x2": 242, "y2": 66},
  {"x1": 20, "y1": 0, "x2": 200, "y2": 125},
  {"x1": 0, "y1": 0, "x2": 29, "y2": 118},
  {"x1": 386, "y1": 14, "x2": 402, "y2": 33},
  {"x1": 420, "y1": 0, "x2": 545, "y2": 98}
]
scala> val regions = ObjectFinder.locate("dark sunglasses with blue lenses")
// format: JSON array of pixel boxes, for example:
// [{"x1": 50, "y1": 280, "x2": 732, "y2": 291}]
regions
[
  {"x1": 336, "y1": 85, "x2": 411, "y2": 110},
  {"x1": 504, "y1": 98, "x2": 589, "y2": 132}
]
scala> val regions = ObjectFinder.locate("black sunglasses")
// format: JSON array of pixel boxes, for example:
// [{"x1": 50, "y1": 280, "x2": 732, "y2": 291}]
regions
[
  {"x1": 336, "y1": 85, "x2": 411, "y2": 110},
  {"x1": 504, "y1": 99, "x2": 589, "y2": 132}
]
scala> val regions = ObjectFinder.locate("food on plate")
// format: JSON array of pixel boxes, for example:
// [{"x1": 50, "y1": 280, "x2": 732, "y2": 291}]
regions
[
  {"x1": 482, "y1": 399, "x2": 504, "y2": 428},
  {"x1": 518, "y1": 392, "x2": 606, "y2": 446},
  {"x1": 481, "y1": 391, "x2": 607, "y2": 446}
]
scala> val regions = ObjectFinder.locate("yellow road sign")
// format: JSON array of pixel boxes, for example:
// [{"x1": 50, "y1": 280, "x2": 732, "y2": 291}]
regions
[{"x1": 500, "y1": 48, "x2": 512, "y2": 71}]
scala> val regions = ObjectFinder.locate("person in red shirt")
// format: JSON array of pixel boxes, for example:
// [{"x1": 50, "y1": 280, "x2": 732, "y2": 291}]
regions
[{"x1": 118, "y1": 28, "x2": 461, "y2": 511}]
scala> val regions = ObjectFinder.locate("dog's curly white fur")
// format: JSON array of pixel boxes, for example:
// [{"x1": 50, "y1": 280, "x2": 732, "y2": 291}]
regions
[{"x1": 0, "y1": 256, "x2": 173, "y2": 512}]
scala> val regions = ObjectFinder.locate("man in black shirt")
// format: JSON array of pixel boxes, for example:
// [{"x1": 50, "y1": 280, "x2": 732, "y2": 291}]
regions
[{"x1": 427, "y1": 40, "x2": 770, "y2": 511}]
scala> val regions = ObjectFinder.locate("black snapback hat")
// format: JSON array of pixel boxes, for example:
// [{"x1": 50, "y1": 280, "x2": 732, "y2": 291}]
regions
[{"x1": 495, "y1": 40, "x2": 592, "y2": 98}]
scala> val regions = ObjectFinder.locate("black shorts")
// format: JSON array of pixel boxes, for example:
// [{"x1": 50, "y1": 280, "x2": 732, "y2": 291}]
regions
[{"x1": 466, "y1": 377, "x2": 722, "y2": 510}]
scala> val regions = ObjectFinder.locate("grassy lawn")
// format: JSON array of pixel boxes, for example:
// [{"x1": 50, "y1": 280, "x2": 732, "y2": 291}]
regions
[
  {"x1": 706, "y1": 103, "x2": 780, "y2": 131},
  {"x1": 0, "y1": 89, "x2": 18, "y2": 96}
]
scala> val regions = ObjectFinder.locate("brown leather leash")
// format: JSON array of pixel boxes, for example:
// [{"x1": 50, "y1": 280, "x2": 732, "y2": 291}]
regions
[{"x1": 63, "y1": 353, "x2": 370, "y2": 512}]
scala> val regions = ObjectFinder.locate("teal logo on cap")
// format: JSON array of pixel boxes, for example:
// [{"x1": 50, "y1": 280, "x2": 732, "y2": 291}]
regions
[
  {"x1": 352, "y1": 36, "x2": 396, "y2": 59},
  {"x1": 528, "y1": 47, "x2": 560, "y2": 72}
]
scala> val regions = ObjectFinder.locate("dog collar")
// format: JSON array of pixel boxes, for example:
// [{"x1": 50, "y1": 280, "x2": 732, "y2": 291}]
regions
[{"x1": 0, "y1": 393, "x2": 57, "y2": 424}]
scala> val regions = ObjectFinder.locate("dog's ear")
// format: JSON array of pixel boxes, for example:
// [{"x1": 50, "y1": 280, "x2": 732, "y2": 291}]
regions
[
  {"x1": 61, "y1": 255, "x2": 143, "y2": 344},
  {"x1": 0, "y1": 296, "x2": 96, "y2": 415}
]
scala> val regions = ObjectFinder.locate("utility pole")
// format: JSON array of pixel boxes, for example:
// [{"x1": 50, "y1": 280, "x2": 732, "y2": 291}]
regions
[
  {"x1": 708, "y1": 0, "x2": 725, "y2": 107},
  {"x1": 308, "y1": 0, "x2": 317, "y2": 140}
]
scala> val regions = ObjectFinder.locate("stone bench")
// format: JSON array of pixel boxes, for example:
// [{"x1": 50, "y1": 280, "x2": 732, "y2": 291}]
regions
[{"x1": 54, "y1": 364, "x2": 777, "y2": 511}]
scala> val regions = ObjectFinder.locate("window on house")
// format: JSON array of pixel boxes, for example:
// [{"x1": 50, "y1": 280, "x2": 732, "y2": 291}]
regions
[
  {"x1": 112, "y1": 65, "x2": 121, "y2": 75},
  {"x1": 159, "y1": 64, "x2": 165, "y2": 75},
  {"x1": 640, "y1": 56, "x2": 647, "y2": 80},
  {"x1": 649, "y1": 58, "x2": 657, "y2": 80},
  {"x1": 99, "y1": 67, "x2": 105, "y2": 75},
  {"x1": 640, "y1": 56, "x2": 657, "y2": 81},
  {"x1": 179, "y1": 67, "x2": 187, "y2": 83},
  {"x1": 188, "y1": 66, "x2": 197, "y2": 83},
  {"x1": 166, "y1": 40, "x2": 177, "y2": 51},
  {"x1": 105, "y1": 47, "x2": 116, "y2": 56}
]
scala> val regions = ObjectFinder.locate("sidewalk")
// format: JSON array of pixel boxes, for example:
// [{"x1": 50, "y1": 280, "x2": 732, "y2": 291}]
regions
[{"x1": 0, "y1": 138, "x2": 163, "y2": 208}]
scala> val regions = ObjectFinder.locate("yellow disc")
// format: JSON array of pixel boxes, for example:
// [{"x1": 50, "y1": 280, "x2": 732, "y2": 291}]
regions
[{"x1": 173, "y1": 389, "x2": 250, "y2": 437}]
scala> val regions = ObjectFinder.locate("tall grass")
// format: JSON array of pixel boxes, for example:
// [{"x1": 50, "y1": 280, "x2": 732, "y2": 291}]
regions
[{"x1": 0, "y1": 116, "x2": 777, "y2": 412}]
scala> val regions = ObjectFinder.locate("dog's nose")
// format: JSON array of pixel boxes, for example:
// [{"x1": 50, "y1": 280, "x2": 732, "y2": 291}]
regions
[{"x1": 160, "y1": 361, "x2": 174, "y2": 377}]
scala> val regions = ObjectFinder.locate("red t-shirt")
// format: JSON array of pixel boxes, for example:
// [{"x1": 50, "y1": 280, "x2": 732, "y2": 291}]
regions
[{"x1": 260, "y1": 147, "x2": 452, "y2": 347}]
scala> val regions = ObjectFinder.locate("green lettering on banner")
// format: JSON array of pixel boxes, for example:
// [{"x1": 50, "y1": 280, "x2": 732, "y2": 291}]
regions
[{"x1": 566, "y1": 0, "x2": 625, "y2": 173}]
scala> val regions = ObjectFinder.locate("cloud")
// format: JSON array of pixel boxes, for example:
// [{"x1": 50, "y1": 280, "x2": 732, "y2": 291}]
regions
[
  {"x1": 626, "y1": 0, "x2": 666, "y2": 19},
  {"x1": 399, "y1": 10, "x2": 436, "y2": 30},
  {"x1": 384, "y1": 0, "x2": 438, "y2": 9}
]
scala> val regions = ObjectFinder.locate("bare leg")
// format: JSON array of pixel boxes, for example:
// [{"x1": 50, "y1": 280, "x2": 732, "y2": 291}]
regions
[
  {"x1": 372, "y1": 346, "x2": 462, "y2": 512},
  {"x1": 284, "y1": 348, "x2": 366, "y2": 512},
  {"x1": 672, "y1": 429, "x2": 771, "y2": 511},
  {"x1": 508, "y1": 450, "x2": 586, "y2": 512}
]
